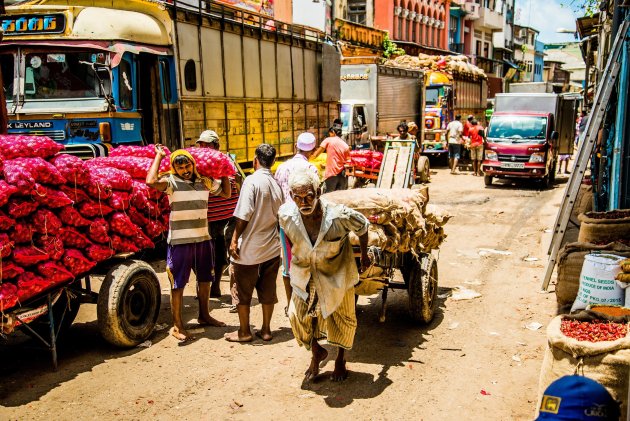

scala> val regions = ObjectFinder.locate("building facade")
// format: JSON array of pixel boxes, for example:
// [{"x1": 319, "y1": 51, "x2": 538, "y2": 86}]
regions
[
  {"x1": 534, "y1": 39, "x2": 544, "y2": 82},
  {"x1": 373, "y1": 0, "x2": 451, "y2": 51},
  {"x1": 513, "y1": 24, "x2": 539, "y2": 82}
]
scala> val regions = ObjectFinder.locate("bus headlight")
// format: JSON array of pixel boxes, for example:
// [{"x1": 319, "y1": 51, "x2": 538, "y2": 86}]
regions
[
  {"x1": 485, "y1": 150, "x2": 498, "y2": 161},
  {"x1": 529, "y1": 152, "x2": 545, "y2": 163}
]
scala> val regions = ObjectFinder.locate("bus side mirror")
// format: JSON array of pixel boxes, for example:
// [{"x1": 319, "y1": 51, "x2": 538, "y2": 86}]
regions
[{"x1": 551, "y1": 131, "x2": 559, "y2": 140}]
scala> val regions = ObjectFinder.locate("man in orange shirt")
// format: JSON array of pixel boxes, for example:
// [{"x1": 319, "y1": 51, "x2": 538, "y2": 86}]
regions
[{"x1": 312, "y1": 121, "x2": 350, "y2": 192}]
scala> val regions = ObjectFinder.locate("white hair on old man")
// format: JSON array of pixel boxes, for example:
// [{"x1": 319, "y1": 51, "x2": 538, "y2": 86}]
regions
[{"x1": 288, "y1": 169, "x2": 320, "y2": 192}]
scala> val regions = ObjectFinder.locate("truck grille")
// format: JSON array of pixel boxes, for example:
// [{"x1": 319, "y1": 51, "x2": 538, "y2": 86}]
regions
[
  {"x1": 497, "y1": 154, "x2": 529, "y2": 162},
  {"x1": 12, "y1": 130, "x2": 66, "y2": 142}
]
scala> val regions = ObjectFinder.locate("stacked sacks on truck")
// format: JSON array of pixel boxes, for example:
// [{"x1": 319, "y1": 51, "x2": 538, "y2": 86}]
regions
[{"x1": 0, "y1": 137, "x2": 236, "y2": 312}]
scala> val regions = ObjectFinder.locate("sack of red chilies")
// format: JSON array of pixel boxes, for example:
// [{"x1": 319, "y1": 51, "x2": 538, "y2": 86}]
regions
[
  {"x1": 0, "y1": 136, "x2": 171, "y2": 311},
  {"x1": 349, "y1": 150, "x2": 384, "y2": 170}
]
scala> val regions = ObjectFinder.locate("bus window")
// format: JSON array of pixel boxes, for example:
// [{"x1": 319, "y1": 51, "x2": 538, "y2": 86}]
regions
[
  {"x1": 184, "y1": 60, "x2": 197, "y2": 92},
  {"x1": 159, "y1": 58, "x2": 172, "y2": 103},
  {"x1": 0, "y1": 54, "x2": 14, "y2": 101},
  {"x1": 118, "y1": 59, "x2": 133, "y2": 110}
]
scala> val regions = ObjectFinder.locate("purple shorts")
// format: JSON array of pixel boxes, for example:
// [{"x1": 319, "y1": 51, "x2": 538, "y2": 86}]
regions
[{"x1": 166, "y1": 240, "x2": 214, "y2": 289}]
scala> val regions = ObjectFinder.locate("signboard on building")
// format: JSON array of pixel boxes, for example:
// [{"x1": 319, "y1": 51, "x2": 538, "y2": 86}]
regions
[
  {"x1": 216, "y1": 0, "x2": 273, "y2": 16},
  {"x1": 334, "y1": 19, "x2": 385, "y2": 50}
]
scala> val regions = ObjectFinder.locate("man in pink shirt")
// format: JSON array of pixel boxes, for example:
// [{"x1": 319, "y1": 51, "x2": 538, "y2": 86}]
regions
[{"x1": 312, "y1": 121, "x2": 350, "y2": 192}]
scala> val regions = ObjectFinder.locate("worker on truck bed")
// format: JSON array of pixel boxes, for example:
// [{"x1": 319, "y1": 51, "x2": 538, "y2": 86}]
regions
[
  {"x1": 146, "y1": 146, "x2": 229, "y2": 343},
  {"x1": 279, "y1": 168, "x2": 370, "y2": 382},
  {"x1": 311, "y1": 119, "x2": 350, "y2": 192}
]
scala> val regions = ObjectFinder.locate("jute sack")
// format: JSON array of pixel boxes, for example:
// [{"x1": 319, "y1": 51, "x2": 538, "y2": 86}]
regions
[
  {"x1": 556, "y1": 242, "x2": 630, "y2": 306},
  {"x1": 538, "y1": 316, "x2": 630, "y2": 417},
  {"x1": 570, "y1": 184, "x2": 593, "y2": 224},
  {"x1": 578, "y1": 210, "x2": 630, "y2": 244}
]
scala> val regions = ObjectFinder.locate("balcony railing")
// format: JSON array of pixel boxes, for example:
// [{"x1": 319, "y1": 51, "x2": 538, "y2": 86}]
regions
[
  {"x1": 475, "y1": 56, "x2": 502, "y2": 76},
  {"x1": 449, "y1": 43, "x2": 465, "y2": 53},
  {"x1": 477, "y1": 7, "x2": 503, "y2": 30}
]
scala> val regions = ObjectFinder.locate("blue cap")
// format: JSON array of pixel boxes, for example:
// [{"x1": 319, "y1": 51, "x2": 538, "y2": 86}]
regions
[{"x1": 537, "y1": 375, "x2": 620, "y2": 420}]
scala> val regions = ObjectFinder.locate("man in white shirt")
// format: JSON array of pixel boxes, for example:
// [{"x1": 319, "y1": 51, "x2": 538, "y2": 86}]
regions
[
  {"x1": 446, "y1": 115, "x2": 464, "y2": 174},
  {"x1": 225, "y1": 144, "x2": 284, "y2": 342}
]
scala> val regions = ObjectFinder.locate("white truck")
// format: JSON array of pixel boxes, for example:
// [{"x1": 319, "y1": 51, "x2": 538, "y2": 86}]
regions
[{"x1": 339, "y1": 63, "x2": 424, "y2": 148}]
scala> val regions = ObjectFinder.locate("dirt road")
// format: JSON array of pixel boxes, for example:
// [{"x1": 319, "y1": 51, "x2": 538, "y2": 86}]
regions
[{"x1": 0, "y1": 165, "x2": 565, "y2": 420}]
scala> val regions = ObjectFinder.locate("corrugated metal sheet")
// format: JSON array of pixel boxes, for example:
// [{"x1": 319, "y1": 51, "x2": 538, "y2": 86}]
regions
[{"x1": 377, "y1": 67, "x2": 421, "y2": 134}]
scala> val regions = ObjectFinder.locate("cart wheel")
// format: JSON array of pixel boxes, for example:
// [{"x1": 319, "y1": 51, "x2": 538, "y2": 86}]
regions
[
  {"x1": 484, "y1": 175, "x2": 493, "y2": 186},
  {"x1": 416, "y1": 156, "x2": 430, "y2": 183},
  {"x1": 23, "y1": 288, "x2": 81, "y2": 341},
  {"x1": 408, "y1": 253, "x2": 438, "y2": 324},
  {"x1": 97, "y1": 260, "x2": 161, "y2": 347}
]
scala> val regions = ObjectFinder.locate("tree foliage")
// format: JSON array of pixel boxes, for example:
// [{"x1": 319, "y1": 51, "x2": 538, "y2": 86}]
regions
[{"x1": 383, "y1": 33, "x2": 406, "y2": 59}]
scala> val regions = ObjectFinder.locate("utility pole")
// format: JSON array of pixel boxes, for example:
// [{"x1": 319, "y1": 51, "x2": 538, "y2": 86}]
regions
[{"x1": 0, "y1": 0, "x2": 8, "y2": 134}]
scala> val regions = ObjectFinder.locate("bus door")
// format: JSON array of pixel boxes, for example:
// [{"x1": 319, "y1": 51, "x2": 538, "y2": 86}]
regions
[{"x1": 136, "y1": 54, "x2": 180, "y2": 151}]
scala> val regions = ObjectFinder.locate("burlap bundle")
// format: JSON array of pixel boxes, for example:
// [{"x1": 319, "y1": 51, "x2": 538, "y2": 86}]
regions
[
  {"x1": 326, "y1": 188, "x2": 450, "y2": 255},
  {"x1": 577, "y1": 210, "x2": 630, "y2": 244},
  {"x1": 538, "y1": 315, "x2": 630, "y2": 417},
  {"x1": 555, "y1": 241, "x2": 630, "y2": 306}
]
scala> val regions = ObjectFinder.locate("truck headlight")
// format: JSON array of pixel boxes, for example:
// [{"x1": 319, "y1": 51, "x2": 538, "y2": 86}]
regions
[
  {"x1": 485, "y1": 151, "x2": 498, "y2": 161},
  {"x1": 529, "y1": 152, "x2": 545, "y2": 163}
]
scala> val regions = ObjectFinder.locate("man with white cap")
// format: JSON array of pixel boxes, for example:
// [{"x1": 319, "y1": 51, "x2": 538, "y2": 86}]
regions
[
  {"x1": 196, "y1": 130, "x2": 238, "y2": 300},
  {"x1": 274, "y1": 132, "x2": 320, "y2": 313}
]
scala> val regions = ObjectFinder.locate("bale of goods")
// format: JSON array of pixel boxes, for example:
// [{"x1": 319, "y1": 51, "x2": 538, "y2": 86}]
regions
[
  {"x1": 0, "y1": 139, "x2": 235, "y2": 312},
  {"x1": 322, "y1": 187, "x2": 449, "y2": 255},
  {"x1": 555, "y1": 241, "x2": 630, "y2": 307},
  {"x1": 384, "y1": 54, "x2": 487, "y2": 79},
  {"x1": 538, "y1": 315, "x2": 630, "y2": 417},
  {"x1": 578, "y1": 210, "x2": 630, "y2": 244}
]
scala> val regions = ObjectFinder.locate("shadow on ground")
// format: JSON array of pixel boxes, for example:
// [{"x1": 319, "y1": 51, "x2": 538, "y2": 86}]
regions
[{"x1": 301, "y1": 285, "x2": 448, "y2": 408}]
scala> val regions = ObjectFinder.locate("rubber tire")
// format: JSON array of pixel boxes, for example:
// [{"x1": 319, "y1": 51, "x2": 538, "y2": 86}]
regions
[
  {"x1": 548, "y1": 160, "x2": 557, "y2": 185},
  {"x1": 97, "y1": 260, "x2": 161, "y2": 347},
  {"x1": 540, "y1": 174, "x2": 551, "y2": 189},
  {"x1": 484, "y1": 175, "x2": 493, "y2": 186},
  {"x1": 408, "y1": 253, "x2": 438, "y2": 324},
  {"x1": 22, "y1": 289, "x2": 81, "y2": 341},
  {"x1": 416, "y1": 156, "x2": 430, "y2": 183}
]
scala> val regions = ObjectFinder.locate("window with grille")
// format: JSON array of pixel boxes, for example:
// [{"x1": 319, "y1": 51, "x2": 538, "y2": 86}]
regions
[{"x1": 348, "y1": 0, "x2": 367, "y2": 25}]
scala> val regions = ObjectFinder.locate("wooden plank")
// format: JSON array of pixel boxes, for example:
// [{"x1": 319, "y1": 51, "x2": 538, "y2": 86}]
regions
[
  {"x1": 377, "y1": 148, "x2": 398, "y2": 188},
  {"x1": 392, "y1": 146, "x2": 411, "y2": 188}
]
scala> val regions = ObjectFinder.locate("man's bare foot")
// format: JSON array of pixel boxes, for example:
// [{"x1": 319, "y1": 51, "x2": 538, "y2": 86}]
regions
[
  {"x1": 305, "y1": 345, "x2": 328, "y2": 381},
  {"x1": 224, "y1": 330, "x2": 253, "y2": 342},
  {"x1": 198, "y1": 315, "x2": 227, "y2": 327},
  {"x1": 170, "y1": 326, "x2": 194, "y2": 342},
  {"x1": 255, "y1": 330, "x2": 273, "y2": 341},
  {"x1": 331, "y1": 359, "x2": 349, "y2": 382}
]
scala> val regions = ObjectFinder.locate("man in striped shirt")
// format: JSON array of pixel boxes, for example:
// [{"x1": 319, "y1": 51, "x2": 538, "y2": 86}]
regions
[{"x1": 146, "y1": 145, "x2": 230, "y2": 342}]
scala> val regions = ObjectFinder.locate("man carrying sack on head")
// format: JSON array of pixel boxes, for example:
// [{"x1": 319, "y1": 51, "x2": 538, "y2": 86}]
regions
[{"x1": 146, "y1": 145, "x2": 229, "y2": 343}]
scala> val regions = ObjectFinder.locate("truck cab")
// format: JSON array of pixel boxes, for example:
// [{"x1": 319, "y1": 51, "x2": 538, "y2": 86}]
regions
[
  {"x1": 482, "y1": 112, "x2": 558, "y2": 186},
  {"x1": 482, "y1": 93, "x2": 577, "y2": 187},
  {"x1": 340, "y1": 102, "x2": 369, "y2": 149}
]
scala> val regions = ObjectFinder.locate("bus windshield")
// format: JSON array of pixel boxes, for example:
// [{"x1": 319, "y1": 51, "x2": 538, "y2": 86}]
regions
[
  {"x1": 425, "y1": 87, "x2": 440, "y2": 106},
  {"x1": 487, "y1": 115, "x2": 548, "y2": 143},
  {"x1": 24, "y1": 51, "x2": 108, "y2": 100},
  {"x1": 0, "y1": 54, "x2": 14, "y2": 101}
]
